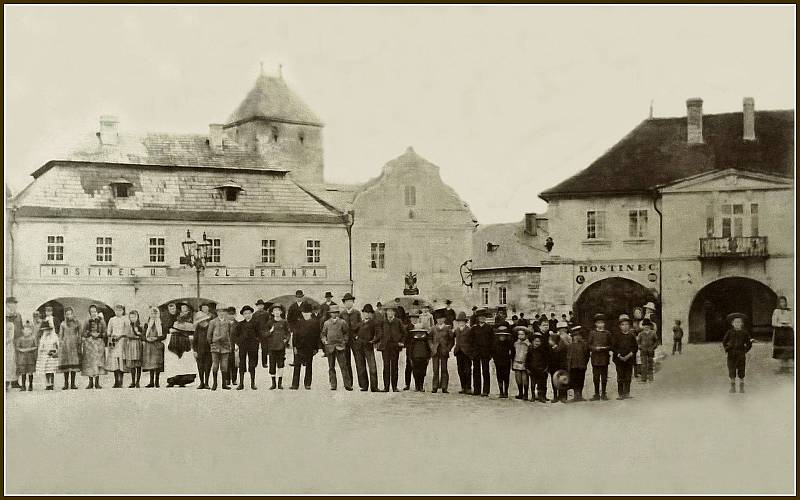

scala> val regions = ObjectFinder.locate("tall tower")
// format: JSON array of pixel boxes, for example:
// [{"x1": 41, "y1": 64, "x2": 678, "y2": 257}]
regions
[{"x1": 224, "y1": 71, "x2": 324, "y2": 184}]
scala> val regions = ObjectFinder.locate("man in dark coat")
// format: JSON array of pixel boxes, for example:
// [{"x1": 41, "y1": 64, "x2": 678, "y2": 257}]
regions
[
  {"x1": 587, "y1": 313, "x2": 613, "y2": 400},
  {"x1": 319, "y1": 292, "x2": 336, "y2": 323},
  {"x1": 472, "y1": 309, "x2": 494, "y2": 397},
  {"x1": 453, "y1": 311, "x2": 475, "y2": 394},
  {"x1": 516, "y1": 313, "x2": 530, "y2": 328},
  {"x1": 235, "y1": 305, "x2": 260, "y2": 390},
  {"x1": 352, "y1": 303, "x2": 381, "y2": 392},
  {"x1": 290, "y1": 302, "x2": 320, "y2": 390},
  {"x1": 548, "y1": 313, "x2": 559, "y2": 334},
  {"x1": 253, "y1": 299, "x2": 271, "y2": 368},
  {"x1": 287, "y1": 290, "x2": 306, "y2": 327},
  {"x1": 339, "y1": 293, "x2": 360, "y2": 377},
  {"x1": 392, "y1": 298, "x2": 407, "y2": 323},
  {"x1": 492, "y1": 326, "x2": 514, "y2": 398},
  {"x1": 612, "y1": 314, "x2": 638, "y2": 399},
  {"x1": 722, "y1": 313, "x2": 753, "y2": 393},
  {"x1": 377, "y1": 305, "x2": 405, "y2": 392},
  {"x1": 443, "y1": 300, "x2": 457, "y2": 326}
]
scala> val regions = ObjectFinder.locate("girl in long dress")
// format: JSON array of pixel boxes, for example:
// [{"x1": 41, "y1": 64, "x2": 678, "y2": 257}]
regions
[
  {"x1": 58, "y1": 307, "x2": 83, "y2": 390},
  {"x1": 106, "y1": 304, "x2": 130, "y2": 388},
  {"x1": 5, "y1": 321, "x2": 16, "y2": 391},
  {"x1": 15, "y1": 322, "x2": 38, "y2": 391},
  {"x1": 125, "y1": 310, "x2": 144, "y2": 388},
  {"x1": 36, "y1": 320, "x2": 60, "y2": 390},
  {"x1": 81, "y1": 305, "x2": 107, "y2": 389},
  {"x1": 142, "y1": 307, "x2": 166, "y2": 387},
  {"x1": 772, "y1": 296, "x2": 794, "y2": 373}
]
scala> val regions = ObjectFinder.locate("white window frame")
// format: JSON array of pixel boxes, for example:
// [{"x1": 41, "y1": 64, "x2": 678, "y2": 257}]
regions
[
  {"x1": 46, "y1": 235, "x2": 64, "y2": 262},
  {"x1": 586, "y1": 210, "x2": 607, "y2": 239},
  {"x1": 480, "y1": 287, "x2": 490, "y2": 306},
  {"x1": 370, "y1": 242, "x2": 385, "y2": 269},
  {"x1": 306, "y1": 240, "x2": 321, "y2": 264},
  {"x1": 95, "y1": 237, "x2": 113, "y2": 263},
  {"x1": 628, "y1": 209, "x2": 648, "y2": 239},
  {"x1": 207, "y1": 237, "x2": 221, "y2": 264},
  {"x1": 498, "y1": 286, "x2": 508, "y2": 306},
  {"x1": 148, "y1": 236, "x2": 166, "y2": 264},
  {"x1": 261, "y1": 239, "x2": 277, "y2": 264}
]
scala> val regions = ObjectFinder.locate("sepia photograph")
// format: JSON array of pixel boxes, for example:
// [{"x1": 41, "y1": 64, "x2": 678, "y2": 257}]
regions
[{"x1": 3, "y1": 4, "x2": 796, "y2": 495}]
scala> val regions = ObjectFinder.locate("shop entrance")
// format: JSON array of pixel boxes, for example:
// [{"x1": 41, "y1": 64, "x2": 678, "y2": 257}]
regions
[
  {"x1": 688, "y1": 277, "x2": 777, "y2": 342},
  {"x1": 574, "y1": 278, "x2": 656, "y2": 330}
]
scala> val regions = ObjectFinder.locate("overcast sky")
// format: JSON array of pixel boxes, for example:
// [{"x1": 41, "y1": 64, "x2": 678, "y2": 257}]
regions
[{"x1": 3, "y1": 5, "x2": 795, "y2": 223}]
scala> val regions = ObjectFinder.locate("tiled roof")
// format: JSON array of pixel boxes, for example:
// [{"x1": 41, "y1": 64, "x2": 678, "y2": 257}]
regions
[
  {"x1": 56, "y1": 132, "x2": 280, "y2": 171},
  {"x1": 226, "y1": 75, "x2": 323, "y2": 127},
  {"x1": 300, "y1": 183, "x2": 362, "y2": 212},
  {"x1": 13, "y1": 161, "x2": 345, "y2": 223},
  {"x1": 540, "y1": 110, "x2": 795, "y2": 200},
  {"x1": 471, "y1": 220, "x2": 549, "y2": 271}
]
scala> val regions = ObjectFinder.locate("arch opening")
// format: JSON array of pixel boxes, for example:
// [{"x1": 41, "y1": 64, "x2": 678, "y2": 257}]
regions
[
  {"x1": 689, "y1": 277, "x2": 777, "y2": 342},
  {"x1": 573, "y1": 278, "x2": 656, "y2": 330},
  {"x1": 35, "y1": 298, "x2": 115, "y2": 329}
]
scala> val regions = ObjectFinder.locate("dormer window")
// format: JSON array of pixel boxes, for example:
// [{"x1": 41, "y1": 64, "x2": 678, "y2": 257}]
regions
[
  {"x1": 215, "y1": 181, "x2": 243, "y2": 202},
  {"x1": 109, "y1": 178, "x2": 133, "y2": 198}
]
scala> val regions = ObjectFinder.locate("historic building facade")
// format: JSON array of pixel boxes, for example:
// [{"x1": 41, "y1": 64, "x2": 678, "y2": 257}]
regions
[{"x1": 538, "y1": 98, "x2": 794, "y2": 340}]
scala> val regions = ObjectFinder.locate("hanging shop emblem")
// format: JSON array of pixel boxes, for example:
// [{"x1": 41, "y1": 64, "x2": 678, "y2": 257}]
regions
[{"x1": 403, "y1": 271, "x2": 419, "y2": 296}]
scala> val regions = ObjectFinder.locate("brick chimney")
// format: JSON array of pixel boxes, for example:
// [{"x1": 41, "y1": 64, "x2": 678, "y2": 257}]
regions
[
  {"x1": 743, "y1": 97, "x2": 756, "y2": 142},
  {"x1": 686, "y1": 98, "x2": 703, "y2": 144},
  {"x1": 99, "y1": 115, "x2": 119, "y2": 145},
  {"x1": 209, "y1": 124, "x2": 224, "y2": 152},
  {"x1": 524, "y1": 213, "x2": 537, "y2": 236}
]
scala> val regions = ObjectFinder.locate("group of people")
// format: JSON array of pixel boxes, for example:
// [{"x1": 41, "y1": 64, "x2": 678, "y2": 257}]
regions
[{"x1": 4, "y1": 292, "x2": 794, "y2": 397}]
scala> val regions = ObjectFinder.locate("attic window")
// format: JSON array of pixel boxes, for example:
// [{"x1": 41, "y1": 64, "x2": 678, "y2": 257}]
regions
[
  {"x1": 109, "y1": 178, "x2": 133, "y2": 198},
  {"x1": 215, "y1": 181, "x2": 243, "y2": 202}
]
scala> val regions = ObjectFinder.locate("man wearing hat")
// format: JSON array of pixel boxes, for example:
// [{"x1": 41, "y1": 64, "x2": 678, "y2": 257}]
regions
[
  {"x1": 443, "y1": 300, "x2": 457, "y2": 326},
  {"x1": 402, "y1": 310, "x2": 421, "y2": 391},
  {"x1": 253, "y1": 299, "x2": 270, "y2": 368},
  {"x1": 643, "y1": 301, "x2": 660, "y2": 344},
  {"x1": 612, "y1": 314, "x2": 638, "y2": 399},
  {"x1": 587, "y1": 313, "x2": 612, "y2": 400},
  {"x1": 6, "y1": 297, "x2": 24, "y2": 388},
  {"x1": 472, "y1": 308, "x2": 494, "y2": 397},
  {"x1": 207, "y1": 306, "x2": 234, "y2": 390},
  {"x1": 319, "y1": 292, "x2": 336, "y2": 323},
  {"x1": 393, "y1": 298, "x2": 407, "y2": 323},
  {"x1": 320, "y1": 305, "x2": 353, "y2": 391},
  {"x1": 637, "y1": 318, "x2": 659, "y2": 383},
  {"x1": 566, "y1": 325, "x2": 590, "y2": 401},
  {"x1": 453, "y1": 311, "x2": 475, "y2": 394},
  {"x1": 352, "y1": 303, "x2": 381, "y2": 392},
  {"x1": 290, "y1": 302, "x2": 320, "y2": 390},
  {"x1": 287, "y1": 290, "x2": 306, "y2": 327},
  {"x1": 722, "y1": 313, "x2": 753, "y2": 393},
  {"x1": 235, "y1": 305, "x2": 259, "y2": 390},
  {"x1": 340, "y1": 293, "x2": 360, "y2": 377},
  {"x1": 430, "y1": 307, "x2": 454, "y2": 393},
  {"x1": 492, "y1": 325, "x2": 514, "y2": 398},
  {"x1": 377, "y1": 304, "x2": 404, "y2": 392},
  {"x1": 225, "y1": 307, "x2": 240, "y2": 386},
  {"x1": 408, "y1": 326, "x2": 432, "y2": 391}
]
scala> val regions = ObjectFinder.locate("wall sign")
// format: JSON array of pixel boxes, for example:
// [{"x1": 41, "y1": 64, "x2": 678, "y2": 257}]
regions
[
  {"x1": 39, "y1": 265, "x2": 327, "y2": 279},
  {"x1": 577, "y1": 262, "x2": 658, "y2": 274},
  {"x1": 40, "y1": 265, "x2": 168, "y2": 278},
  {"x1": 205, "y1": 267, "x2": 328, "y2": 278}
]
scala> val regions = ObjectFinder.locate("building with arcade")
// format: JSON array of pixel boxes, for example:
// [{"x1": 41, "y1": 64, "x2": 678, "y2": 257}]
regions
[{"x1": 538, "y1": 98, "x2": 794, "y2": 341}]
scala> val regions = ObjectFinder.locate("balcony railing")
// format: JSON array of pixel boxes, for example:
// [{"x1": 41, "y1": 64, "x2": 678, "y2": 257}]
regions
[{"x1": 699, "y1": 236, "x2": 768, "y2": 258}]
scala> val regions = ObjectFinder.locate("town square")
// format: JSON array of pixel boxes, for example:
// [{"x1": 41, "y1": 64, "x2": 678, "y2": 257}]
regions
[{"x1": 3, "y1": 5, "x2": 796, "y2": 495}]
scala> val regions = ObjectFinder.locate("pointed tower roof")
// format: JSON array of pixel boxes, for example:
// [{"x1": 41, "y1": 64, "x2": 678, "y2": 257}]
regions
[{"x1": 226, "y1": 73, "x2": 323, "y2": 127}]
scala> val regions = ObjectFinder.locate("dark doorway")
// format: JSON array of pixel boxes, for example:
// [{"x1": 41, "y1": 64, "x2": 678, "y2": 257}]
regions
[
  {"x1": 36, "y1": 298, "x2": 115, "y2": 330},
  {"x1": 574, "y1": 278, "x2": 656, "y2": 331},
  {"x1": 689, "y1": 277, "x2": 776, "y2": 342}
]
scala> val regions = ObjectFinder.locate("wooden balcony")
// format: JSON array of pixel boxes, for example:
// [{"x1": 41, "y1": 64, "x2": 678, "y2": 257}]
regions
[{"x1": 699, "y1": 236, "x2": 768, "y2": 259}]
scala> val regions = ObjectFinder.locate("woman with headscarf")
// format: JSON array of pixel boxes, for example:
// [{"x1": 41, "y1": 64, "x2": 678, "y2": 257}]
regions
[
  {"x1": 58, "y1": 307, "x2": 83, "y2": 390},
  {"x1": 772, "y1": 296, "x2": 794, "y2": 373}
]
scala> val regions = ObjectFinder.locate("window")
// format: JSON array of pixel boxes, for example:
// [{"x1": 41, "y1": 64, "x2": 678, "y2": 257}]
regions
[
  {"x1": 480, "y1": 287, "x2": 489, "y2": 306},
  {"x1": 113, "y1": 185, "x2": 129, "y2": 198},
  {"x1": 370, "y1": 242, "x2": 385, "y2": 269},
  {"x1": 721, "y1": 204, "x2": 743, "y2": 238},
  {"x1": 404, "y1": 185, "x2": 416, "y2": 206},
  {"x1": 95, "y1": 237, "x2": 112, "y2": 262},
  {"x1": 498, "y1": 286, "x2": 507, "y2": 305},
  {"x1": 207, "y1": 238, "x2": 221, "y2": 263},
  {"x1": 628, "y1": 209, "x2": 648, "y2": 238},
  {"x1": 750, "y1": 203, "x2": 759, "y2": 237},
  {"x1": 46, "y1": 235, "x2": 64, "y2": 261},
  {"x1": 224, "y1": 188, "x2": 238, "y2": 202},
  {"x1": 586, "y1": 210, "x2": 607, "y2": 239},
  {"x1": 306, "y1": 240, "x2": 321, "y2": 263},
  {"x1": 261, "y1": 239, "x2": 276, "y2": 264},
  {"x1": 271, "y1": 126, "x2": 279, "y2": 142},
  {"x1": 148, "y1": 237, "x2": 165, "y2": 263},
  {"x1": 705, "y1": 205, "x2": 715, "y2": 237}
]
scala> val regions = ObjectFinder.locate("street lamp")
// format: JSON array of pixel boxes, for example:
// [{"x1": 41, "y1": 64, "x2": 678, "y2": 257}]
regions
[{"x1": 181, "y1": 230, "x2": 211, "y2": 312}]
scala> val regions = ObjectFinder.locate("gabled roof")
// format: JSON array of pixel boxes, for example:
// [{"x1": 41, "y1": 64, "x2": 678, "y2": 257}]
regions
[
  {"x1": 539, "y1": 110, "x2": 795, "y2": 200},
  {"x1": 471, "y1": 220, "x2": 549, "y2": 271},
  {"x1": 226, "y1": 75, "x2": 323, "y2": 127}
]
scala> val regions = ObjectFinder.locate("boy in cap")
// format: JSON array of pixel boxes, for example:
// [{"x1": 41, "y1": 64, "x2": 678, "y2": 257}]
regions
[
  {"x1": 377, "y1": 304, "x2": 405, "y2": 392},
  {"x1": 207, "y1": 306, "x2": 234, "y2": 390},
  {"x1": 408, "y1": 326, "x2": 431, "y2": 391},
  {"x1": 430, "y1": 308, "x2": 454, "y2": 393},
  {"x1": 556, "y1": 320, "x2": 571, "y2": 345},
  {"x1": 472, "y1": 309, "x2": 494, "y2": 397},
  {"x1": 492, "y1": 325, "x2": 514, "y2": 398},
  {"x1": 566, "y1": 326, "x2": 589, "y2": 402},
  {"x1": 612, "y1": 314, "x2": 638, "y2": 399},
  {"x1": 291, "y1": 302, "x2": 320, "y2": 390},
  {"x1": 587, "y1": 313, "x2": 612, "y2": 400},
  {"x1": 319, "y1": 292, "x2": 336, "y2": 323},
  {"x1": 526, "y1": 332, "x2": 550, "y2": 402},
  {"x1": 672, "y1": 319, "x2": 684, "y2": 355},
  {"x1": 453, "y1": 311, "x2": 475, "y2": 394},
  {"x1": 637, "y1": 318, "x2": 659, "y2": 383},
  {"x1": 548, "y1": 333, "x2": 568, "y2": 403},
  {"x1": 265, "y1": 304, "x2": 291, "y2": 389},
  {"x1": 352, "y1": 304, "x2": 381, "y2": 392},
  {"x1": 235, "y1": 305, "x2": 260, "y2": 390},
  {"x1": 512, "y1": 327, "x2": 531, "y2": 400},
  {"x1": 253, "y1": 299, "x2": 270, "y2": 368},
  {"x1": 722, "y1": 313, "x2": 753, "y2": 393},
  {"x1": 321, "y1": 305, "x2": 353, "y2": 391}
]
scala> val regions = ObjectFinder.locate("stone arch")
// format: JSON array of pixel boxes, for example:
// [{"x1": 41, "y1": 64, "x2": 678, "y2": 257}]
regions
[
  {"x1": 573, "y1": 277, "x2": 657, "y2": 330},
  {"x1": 688, "y1": 276, "x2": 777, "y2": 342},
  {"x1": 35, "y1": 297, "x2": 115, "y2": 328}
]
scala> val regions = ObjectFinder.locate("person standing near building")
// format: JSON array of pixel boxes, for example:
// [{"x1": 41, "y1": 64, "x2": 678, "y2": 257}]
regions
[
  {"x1": 235, "y1": 305, "x2": 259, "y2": 390},
  {"x1": 418, "y1": 305, "x2": 434, "y2": 331},
  {"x1": 207, "y1": 306, "x2": 233, "y2": 390},
  {"x1": 291, "y1": 302, "x2": 320, "y2": 390},
  {"x1": 643, "y1": 302, "x2": 660, "y2": 345},
  {"x1": 319, "y1": 292, "x2": 336, "y2": 323},
  {"x1": 443, "y1": 300, "x2": 457, "y2": 326},
  {"x1": 287, "y1": 290, "x2": 306, "y2": 326},
  {"x1": 36, "y1": 321, "x2": 59, "y2": 390},
  {"x1": 252, "y1": 299, "x2": 270, "y2": 368},
  {"x1": 373, "y1": 302, "x2": 385, "y2": 324},
  {"x1": 408, "y1": 326, "x2": 431, "y2": 392},
  {"x1": 548, "y1": 313, "x2": 559, "y2": 334},
  {"x1": 192, "y1": 309, "x2": 213, "y2": 390},
  {"x1": 352, "y1": 304, "x2": 381, "y2": 392},
  {"x1": 672, "y1": 319, "x2": 684, "y2": 355},
  {"x1": 106, "y1": 305, "x2": 130, "y2": 389},
  {"x1": 321, "y1": 305, "x2": 353, "y2": 391},
  {"x1": 340, "y1": 293, "x2": 360, "y2": 379},
  {"x1": 517, "y1": 313, "x2": 529, "y2": 328},
  {"x1": 402, "y1": 311, "x2": 419, "y2": 391},
  {"x1": 772, "y1": 296, "x2": 793, "y2": 373},
  {"x1": 452, "y1": 311, "x2": 474, "y2": 394},
  {"x1": 378, "y1": 305, "x2": 405, "y2": 392},
  {"x1": 637, "y1": 319, "x2": 659, "y2": 383},
  {"x1": 473, "y1": 309, "x2": 494, "y2": 397},
  {"x1": 587, "y1": 314, "x2": 612, "y2": 401},
  {"x1": 15, "y1": 322, "x2": 38, "y2": 391},
  {"x1": 393, "y1": 298, "x2": 407, "y2": 324},
  {"x1": 142, "y1": 306, "x2": 166, "y2": 388},
  {"x1": 265, "y1": 304, "x2": 290, "y2": 390},
  {"x1": 492, "y1": 325, "x2": 513, "y2": 399},
  {"x1": 723, "y1": 313, "x2": 753, "y2": 393},
  {"x1": 612, "y1": 314, "x2": 638, "y2": 399},
  {"x1": 548, "y1": 333, "x2": 568, "y2": 403},
  {"x1": 429, "y1": 308, "x2": 454, "y2": 394},
  {"x1": 512, "y1": 327, "x2": 531, "y2": 400},
  {"x1": 5, "y1": 297, "x2": 24, "y2": 389},
  {"x1": 57, "y1": 307, "x2": 82, "y2": 390},
  {"x1": 125, "y1": 310, "x2": 145, "y2": 388},
  {"x1": 526, "y1": 332, "x2": 550, "y2": 403},
  {"x1": 81, "y1": 305, "x2": 106, "y2": 389},
  {"x1": 566, "y1": 326, "x2": 589, "y2": 402}
]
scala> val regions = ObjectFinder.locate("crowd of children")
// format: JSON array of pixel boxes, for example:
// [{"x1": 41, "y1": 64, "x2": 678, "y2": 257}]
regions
[{"x1": 4, "y1": 292, "x2": 783, "y2": 397}]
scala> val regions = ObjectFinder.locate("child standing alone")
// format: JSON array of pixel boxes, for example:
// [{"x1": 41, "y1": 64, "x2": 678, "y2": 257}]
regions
[
  {"x1": 672, "y1": 319, "x2": 684, "y2": 355},
  {"x1": 15, "y1": 322, "x2": 38, "y2": 391},
  {"x1": 723, "y1": 313, "x2": 753, "y2": 393}
]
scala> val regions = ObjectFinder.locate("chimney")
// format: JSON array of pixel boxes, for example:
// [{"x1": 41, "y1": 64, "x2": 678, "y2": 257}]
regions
[
  {"x1": 743, "y1": 97, "x2": 756, "y2": 142},
  {"x1": 686, "y1": 98, "x2": 703, "y2": 144},
  {"x1": 524, "y1": 213, "x2": 537, "y2": 236},
  {"x1": 209, "y1": 124, "x2": 224, "y2": 152},
  {"x1": 99, "y1": 115, "x2": 119, "y2": 145}
]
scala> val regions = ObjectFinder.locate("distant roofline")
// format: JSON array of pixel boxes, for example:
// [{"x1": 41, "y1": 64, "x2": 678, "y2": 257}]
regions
[
  {"x1": 31, "y1": 160, "x2": 290, "y2": 179},
  {"x1": 223, "y1": 116, "x2": 324, "y2": 129}
]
